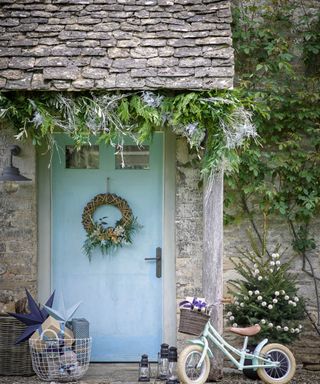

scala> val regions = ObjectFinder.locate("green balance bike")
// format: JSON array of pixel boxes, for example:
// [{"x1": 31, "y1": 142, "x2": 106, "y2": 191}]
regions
[{"x1": 178, "y1": 321, "x2": 296, "y2": 384}]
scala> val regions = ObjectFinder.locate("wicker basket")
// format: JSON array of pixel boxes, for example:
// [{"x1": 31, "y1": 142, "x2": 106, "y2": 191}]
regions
[
  {"x1": 0, "y1": 315, "x2": 34, "y2": 376},
  {"x1": 178, "y1": 308, "x2": 210, "y2": 336}
]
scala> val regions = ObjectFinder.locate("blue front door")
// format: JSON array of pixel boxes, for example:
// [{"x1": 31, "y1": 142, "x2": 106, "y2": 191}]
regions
[{"x1": 52, "y1": 134, "x2": 163, "y2": 361}]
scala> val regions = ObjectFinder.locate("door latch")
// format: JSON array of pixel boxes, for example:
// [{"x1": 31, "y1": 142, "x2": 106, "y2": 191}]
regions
[{"x1": 144, "y1": 247, "x2": 162, "y2": 278}]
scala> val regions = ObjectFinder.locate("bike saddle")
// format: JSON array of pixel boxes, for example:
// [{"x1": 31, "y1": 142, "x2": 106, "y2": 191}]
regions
[{"x1": 228, "y1": 324, "x2": 261, "y2": 336}]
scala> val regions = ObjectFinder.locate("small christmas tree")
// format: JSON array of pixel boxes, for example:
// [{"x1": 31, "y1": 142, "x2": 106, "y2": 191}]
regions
[{"x1": 225, "y1": 233, "x2": 305, "y2": 344}]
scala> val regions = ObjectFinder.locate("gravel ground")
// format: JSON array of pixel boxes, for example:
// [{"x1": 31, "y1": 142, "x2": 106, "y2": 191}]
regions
[{"x1": 0, "y1": 369, "x2": 319, "y2": 384}]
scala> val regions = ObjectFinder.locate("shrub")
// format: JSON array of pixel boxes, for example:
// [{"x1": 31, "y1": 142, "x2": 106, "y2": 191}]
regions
[{"x1": 225, "y1": 235, "x2": 305, "y2": 344}]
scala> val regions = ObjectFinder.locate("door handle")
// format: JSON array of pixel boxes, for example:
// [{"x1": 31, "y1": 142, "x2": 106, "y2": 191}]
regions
[{"x1": 144, "y1": 247, "x2": 162, "y2": 278}]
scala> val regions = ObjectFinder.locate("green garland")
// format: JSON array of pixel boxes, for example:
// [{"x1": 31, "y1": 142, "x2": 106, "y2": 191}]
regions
[{"x1": 0, "y1": 90, "x2": 256, "y2": 177}]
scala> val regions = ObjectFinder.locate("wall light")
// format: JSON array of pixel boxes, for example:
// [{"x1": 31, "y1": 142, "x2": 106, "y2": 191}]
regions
[
  {"x1": 0, "y1": 145, "x2": 31, "y2": 193},
  {"x1": 0, "y1": 145, "x2": 31, "y2": 181}
]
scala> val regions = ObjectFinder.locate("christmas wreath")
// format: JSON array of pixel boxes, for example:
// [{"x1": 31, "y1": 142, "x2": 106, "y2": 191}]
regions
[{"x1": 82, "y1": 193, "x2": 140, "y2": 259}]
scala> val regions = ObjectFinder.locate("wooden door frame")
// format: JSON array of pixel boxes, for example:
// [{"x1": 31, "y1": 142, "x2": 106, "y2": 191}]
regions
[{"x1": 37, "y1": 131, "x2": 177, "y2": 346}]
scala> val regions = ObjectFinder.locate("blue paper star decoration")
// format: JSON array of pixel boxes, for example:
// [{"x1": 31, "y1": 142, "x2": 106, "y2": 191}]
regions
[
  {"x1": 8, "y1": 289, "x2": 55, "y2": 344},
  {"x1": 44, "y1": 291, "x2": 82, "y2": 323}
]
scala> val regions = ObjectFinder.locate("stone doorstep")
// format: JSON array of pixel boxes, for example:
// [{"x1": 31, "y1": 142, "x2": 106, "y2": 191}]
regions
[{"x1": 0, "y1": 364, "x2": 320, "y2": 384}]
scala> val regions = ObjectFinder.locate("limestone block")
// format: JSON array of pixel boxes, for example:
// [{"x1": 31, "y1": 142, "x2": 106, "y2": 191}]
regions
[
  {"x1": 140, "y1": 39, "x2": 167, "y2": 47},
  {"x1": 66, "y1": 40, "x2": 100, "y2": 48},
  {"x1": 36, "y1": 24, "x2": 64, "y2": 32},
  {"x1": 31, "y1": 73, "x2": 49, "y2": 89},
  {"x1": 179, "y1": 58, "x2": 211, "y2": 67},
  {"x1": 170, "y1": 77, "x2": 204, "y2": 89},
  {"x1": 20, "y1": 46, "x2": 51, "y2": 57},
  {"x1": 9, "y1": 57, "x2": 35, "y2": 69},
  {"x1": 9, "y1": 39, "x2": 38, "y2": 47},
  {"x1": 147, "y1": 57, "x2": 178, "y2": 67},
  {"x1": 120, "y1": 23, "x2": 144, "y2": 33},
  {"x1": 11, "y1": 23, "x2": 38, "y2": 33},
  {"x1": 43, "y1": 67, "x2": 80, "y2": 80},
  {"x1": 91, "y1": 57, "x2": 112, "y2": 68},
  {"x1": 65, "y1": 24, "x2": 93, "y2": 32},
  {"x1": 112, "y1": 58, "x2": 147, "y2": 69},
  {"x1": 87, "y1": 32, "x2": 113, "y2": 40},
  {"x1": 202, "y1": 77, "x2": 233, "y2": 89},
  {"x1": 131, "y1": 47, "x2": 158, "y2": 58},
  {"x1": 116, "y1": 73, "x2": 145, "y2": 88},
  {"x1": 95, "y1": 76, "x2": 117, "y2": 88},
  {"x1": 108, "y1": 48, "x2": 130, "y2": 58},
  {"x1": 184, "y1": 31, "x2": 210, "y2": 39},
  {"x1": 83, "y1": 67, "x2": 110, "y2": 79},
  {"x1": 0, "y1": 19, "x2": 20, "y2": 27},
  {"x1": 218, "y1": 8, "x2": 232, "y2": 18},
  {"x1": 158, "y1": 46, "x2": 174, "y2": 57},
  {"x1": 168, "y1": 39, "x2": 196, "y2": 47},
  {"x1": 174, "y1": 47, "x2": 202, "y2": 57},
  {"x1": 93, "y1": 22, "x2": 120, "y2": 32},
  {"x1": 1, "y1": 69, "x2": 24, "y2": 80},
  {"x1": 72, "y1": 79, "x2": 94, "y2": 89},
  {"x1": 117, "y1": 38, "x2": 140, "y2": 48},
  {"x1": 158, "y1": 67, "x2": 194, "y2": 77},
  {"x1": 168, "y1": 24, "x2": 191, "y2": 32},
  {"x1": 81, "y1": 48, "x2": 106, "y2": 56},
  {"x1": 0, "y1": 47, "x2": 22, "y2": 57},
  {"x1": 5, "y1": 74, "x2": 32, "y2": 89},
  {"x1": 131, "y1": 68, "x2": 157, "y2": 77},
  {"x1": 35, "y1": 57, "x2": 69, "y2": 67},
  {"x1": 77, "y1": 17, "x2": 102, "y2": 25},
  {"x1": 203, "y1": 46, "x2": 233, "y2": 58},
  {"x1": 158, "y1": 0, "x2": 174, "y2": 6},
  {"x1": 195, "y1": 66, "x2": 234, "y2": 77},
  {"x1": 195, "y1": 36, "x2": 232, "y2": 46}
]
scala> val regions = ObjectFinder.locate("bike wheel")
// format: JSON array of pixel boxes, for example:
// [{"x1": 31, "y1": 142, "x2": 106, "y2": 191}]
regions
[
  {"x1": 257, "y1": 343, "x2": 296, "y2": 384},
  {"x1": 177, "y1": 345, "x2": 210, "y2": 384}
]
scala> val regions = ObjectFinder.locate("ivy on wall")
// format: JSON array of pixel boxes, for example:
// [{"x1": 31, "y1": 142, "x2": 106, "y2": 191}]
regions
[
  {"x1": 0, "y1": 90, "x2": 256, "y2": 178},
  {"x1": 226, "y1": 0, "x2": 320, "y2": 331}
]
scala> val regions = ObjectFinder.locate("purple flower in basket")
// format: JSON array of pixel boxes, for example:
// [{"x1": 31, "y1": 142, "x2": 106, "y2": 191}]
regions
[{"x1": 179, "y1": 297, "x2": 208, "y2": 312}]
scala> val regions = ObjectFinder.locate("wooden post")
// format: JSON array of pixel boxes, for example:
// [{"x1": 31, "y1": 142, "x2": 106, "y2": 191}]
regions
[{"x1": 203, "y1": 170, "x2": 224, "y2": 381}]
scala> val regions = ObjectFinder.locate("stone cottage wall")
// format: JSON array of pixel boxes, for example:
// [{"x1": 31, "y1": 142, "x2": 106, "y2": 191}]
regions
[
  {"x1": 0, "y1": 126, "x2": 37, "y2": 313},
  {"x1": 175, "y1": 137, "x2": 203, "y2": 349},
  {"x1": 224, "y1": 216, "x2": 320, "y2": 369}
]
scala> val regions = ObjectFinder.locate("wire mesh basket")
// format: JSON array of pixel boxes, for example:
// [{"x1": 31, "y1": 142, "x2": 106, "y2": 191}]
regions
[
  {"x1": 178, "y1": 308, "x2": 210, "y2": 336},
  {"x1": 29, "y1": 330, "x2": 91, "y2": 382}
]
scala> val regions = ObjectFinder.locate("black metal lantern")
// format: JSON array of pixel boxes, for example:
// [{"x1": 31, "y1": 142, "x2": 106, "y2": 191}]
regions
[
  {"x1": 0, "y1": 145, "x2": 31, "y2": 182},
  {"x1": 138, "y1": 354, "x2": 150, "y2": 382},
  {"x1": 157, "y1": 343, "x2": 169, "y2": 380},
  {"x1": 166, "y1": 347, "x2": 179, "y2": 384}
]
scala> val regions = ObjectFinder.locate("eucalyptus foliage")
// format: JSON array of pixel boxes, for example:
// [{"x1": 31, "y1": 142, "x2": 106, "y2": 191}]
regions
[
  {"x1": 0, "y1": 90, "x2": 256, "y2": 177},
  {"x1": 83, "y1": 216, "x2": 141, "y2": 261}
]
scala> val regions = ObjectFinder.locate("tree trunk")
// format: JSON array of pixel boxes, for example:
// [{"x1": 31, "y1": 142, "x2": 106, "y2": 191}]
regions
[{"x1": 203, "y1": 171, "x2": 224, "y2": 381}]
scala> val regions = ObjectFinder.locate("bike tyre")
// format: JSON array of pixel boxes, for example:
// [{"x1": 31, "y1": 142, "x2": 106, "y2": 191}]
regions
[
  {"x1": 257, "y1": 343, "x2": 296, "y2": 384},
  {"x1": 177, "y1": 345, "x2": 210, "y2": 384}
]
